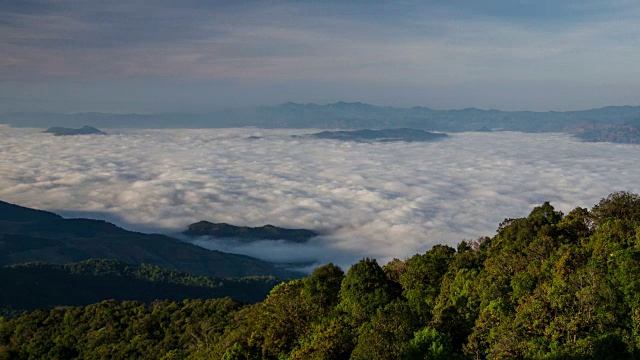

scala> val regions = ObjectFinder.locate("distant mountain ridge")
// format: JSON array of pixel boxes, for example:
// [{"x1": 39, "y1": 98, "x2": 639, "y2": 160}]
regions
[
  {"x1": 258, "y1": 103, "x2": 640, "y2": 133},
  {"x1": 305, "y1": 128, "x2": 448, "y2": 142},
  {"x1": 3, "y1": 103, "x2": 640, "y2": 136},
  {"x1": 566, "y1": 123, "x2": 640, "y2": 144},
  {"x1": 0, "y1": 200, "x2": 299, "y2": 279}
]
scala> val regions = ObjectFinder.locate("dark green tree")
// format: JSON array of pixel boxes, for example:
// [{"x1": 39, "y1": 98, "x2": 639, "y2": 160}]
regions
[
  {"x1": 591, "y1": 191, "x2": 640, "y2": 225},
  {"x1": 303, "y1": 263, "x2": 344, "y2": 316},
  {"x1": 351, "y1": 300, "x2": 419, "y2": 360},
  {"x1": 289, "y1": 315, "x2": 356, "y2": 360},
  {"x1": 400, "y1": 245, "x2": 456, "y2": 320},
  {"x1": 339, "y1": 258, "x2": 398, "y2": 324}
]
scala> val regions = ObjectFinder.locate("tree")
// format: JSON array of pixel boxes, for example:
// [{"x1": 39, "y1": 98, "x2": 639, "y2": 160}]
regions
[
  {"x1": 350, "y1": 300, "x2": 419, "y2": 360},
  {"x1": 303, "y1": 263, "x2": 344, "y2": 316},
  {"x1": 246, "y1": 280, "x2": 314, "y2": 358},
  {"x1": 403, "y1": 327, "x2": 454, "y2": 360},
  {"x1": 400, "y1": 245, "x2": 456, "y2": 320},
  {"x1": 339, "y1": 258, "x2": 398, "y2": 324},
  {"x1": 288, "y1": 315, "x2": 355, "y2": 360},
  {"x1": 382, "y1": 258, "x2": 406, "y2": 283},
  {"x1": 591, "y1": 191, "x2": 640, "y2": 225}
]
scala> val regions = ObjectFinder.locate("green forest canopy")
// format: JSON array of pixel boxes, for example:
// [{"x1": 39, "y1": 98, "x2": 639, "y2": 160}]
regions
[
  {"x1": 2, "y1": 191, "x2": 640, "y2": 360},
  {"x1": 0, "y1": 259, "x2": 281, "y2": 318}
]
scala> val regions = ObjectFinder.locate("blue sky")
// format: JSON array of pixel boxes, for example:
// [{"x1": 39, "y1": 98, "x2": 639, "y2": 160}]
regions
[{"x1": 1, "y1": 0, "x2": 638, "y2": 112}]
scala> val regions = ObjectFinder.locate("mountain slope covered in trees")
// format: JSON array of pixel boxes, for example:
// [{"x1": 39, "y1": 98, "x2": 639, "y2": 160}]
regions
[
  {"x1": 2, "y1": 192, "x2": 640, "y2": 359},
  {"x1": 0, "y1": 200, "x2": 299, "y2": 279},
  {"x1": 0, "y1": 259, "x2": 280, "y2": 319}
]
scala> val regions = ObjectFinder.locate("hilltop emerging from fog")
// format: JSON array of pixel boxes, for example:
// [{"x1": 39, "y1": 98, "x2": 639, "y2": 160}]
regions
[{"x1": 44, "y1": 125, "x2": 106, "y2": 136}]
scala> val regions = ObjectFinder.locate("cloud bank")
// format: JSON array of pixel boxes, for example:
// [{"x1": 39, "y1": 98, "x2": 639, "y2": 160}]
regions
[{"x1": 1, "y1": 126, "x2": 639, "y2": 269}]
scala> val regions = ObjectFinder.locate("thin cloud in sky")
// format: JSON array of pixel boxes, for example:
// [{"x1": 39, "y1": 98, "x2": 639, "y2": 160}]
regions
[{"x1": 0, "y1": 1, "x2": 639, "y2": 111}]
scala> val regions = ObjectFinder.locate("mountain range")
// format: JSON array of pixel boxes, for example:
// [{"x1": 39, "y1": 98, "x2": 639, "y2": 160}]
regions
[{"x1": 3, "y1": 102, "x2": 640, "y2": 133}]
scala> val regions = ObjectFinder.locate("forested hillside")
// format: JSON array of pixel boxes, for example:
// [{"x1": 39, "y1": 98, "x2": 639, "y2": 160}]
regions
[
  {"x1": 2, "y1": 192, "x2": 640, "y2": 359},
  {"x1": 0, "y1": 200, "x2": 299, "y2": 279},
  {"x1": 0, "y1": 259, "x2": 280, "y2": 318}
]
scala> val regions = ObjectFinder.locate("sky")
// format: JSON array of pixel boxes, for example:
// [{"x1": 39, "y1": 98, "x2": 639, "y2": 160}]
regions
[
  {"x1": 2, "y1": 126, "x2": 639, "y2": 270},
  {"x1": 1, "y1": 0, "x2": 639, "y2": 113}
]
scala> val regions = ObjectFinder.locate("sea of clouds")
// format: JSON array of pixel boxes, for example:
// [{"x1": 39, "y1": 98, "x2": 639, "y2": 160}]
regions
[{"x1": 1, "y1": 125, "x2": 639, "y2": 270}]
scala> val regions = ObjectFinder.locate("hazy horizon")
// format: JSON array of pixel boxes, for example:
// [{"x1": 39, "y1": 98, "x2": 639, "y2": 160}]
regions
[
  {"x1": 3, "y1": 100, "x2": 640, "y2": 115},
  {"x1": 2, "y1": 1, "x2": 639, "y2": 113}
]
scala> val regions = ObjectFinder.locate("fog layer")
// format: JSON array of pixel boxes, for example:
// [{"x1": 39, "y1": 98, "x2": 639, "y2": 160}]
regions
[{"x1": 1, "y1": 126, "x2": 638, "y2": 269}]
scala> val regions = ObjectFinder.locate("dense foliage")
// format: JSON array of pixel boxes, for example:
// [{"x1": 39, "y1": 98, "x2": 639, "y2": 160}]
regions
[
  {"x1": 3, "y1": 191, "x2": 640, "y2": 359},
  {"x1": 0, "y1": 298, "x2": 242, "y2": 359},
  {"x1": 0, "y1": 259, "x2": 280, "y2": 318}
]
